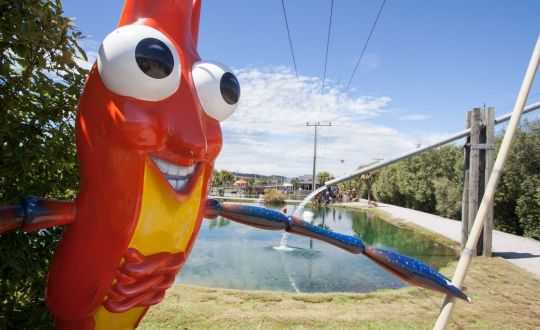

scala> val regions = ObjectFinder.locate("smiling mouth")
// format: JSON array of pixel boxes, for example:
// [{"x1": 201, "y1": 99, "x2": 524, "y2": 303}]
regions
[{"x1": 152, "y1": 157, "x2": 197, "y2": 193}]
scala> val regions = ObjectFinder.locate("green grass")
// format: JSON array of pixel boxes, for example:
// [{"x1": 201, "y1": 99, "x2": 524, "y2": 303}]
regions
[{"x1": 139, "y1": 257, "x2": 540, "y2": 329}]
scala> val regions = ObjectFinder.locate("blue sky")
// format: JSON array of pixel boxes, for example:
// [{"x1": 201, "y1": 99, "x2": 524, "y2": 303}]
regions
[{"x1": 62, "y1": 0, "x2": 540, "y2": 177}]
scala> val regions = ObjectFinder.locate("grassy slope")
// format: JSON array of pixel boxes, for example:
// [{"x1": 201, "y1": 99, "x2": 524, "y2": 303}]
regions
[{"x1": 140, "y1": 206, "x2": 540, "y2": 329}]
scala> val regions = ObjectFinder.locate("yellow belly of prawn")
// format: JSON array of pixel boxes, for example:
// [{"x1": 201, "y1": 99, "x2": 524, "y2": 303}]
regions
[{"x1": 93, "y1": 160, "x2": 205, "y2": 329}]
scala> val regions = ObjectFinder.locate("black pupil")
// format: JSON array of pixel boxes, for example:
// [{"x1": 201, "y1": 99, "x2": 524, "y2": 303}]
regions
[
  {"x1": 135, "y1": 38, "x2": 174, "y2": 79},
  {"x1": 220, "y1": 72, "x2": 240, "y2": 105}
]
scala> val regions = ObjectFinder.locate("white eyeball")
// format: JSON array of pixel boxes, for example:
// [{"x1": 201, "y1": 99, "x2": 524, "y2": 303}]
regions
[
  {"x1": 192, "y1": 61, "x2": 240, "y2": 121},
  {"x1": 97, "y1": 25, "x2": 181, "y2": 101}
]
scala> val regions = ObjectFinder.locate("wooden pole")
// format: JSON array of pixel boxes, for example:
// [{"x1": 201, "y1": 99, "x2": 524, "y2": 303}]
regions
[
  {"x1": 434, "y1": 35, "x2": 540, "y2": 329},
  {"x1": 483, "y1": 107, "x2": 495, "y2": 257},
  {"x1": 468, "y1": 108, "x2": 481, "y2": 255},
  {"x1": 461, "y1": 112, "x2": 471, "y2": 250},
  {"x1": 477, "y1": 110, "x2": 487, "y2": 255}
]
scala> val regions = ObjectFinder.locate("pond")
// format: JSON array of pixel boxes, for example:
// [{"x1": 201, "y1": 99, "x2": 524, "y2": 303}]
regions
[{"x1": 176, "y1": 204, "x2": 457, "y2": 293}]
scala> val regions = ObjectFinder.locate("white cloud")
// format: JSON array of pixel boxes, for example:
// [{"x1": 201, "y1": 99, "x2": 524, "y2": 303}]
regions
[
  {"x1": 215, "y1": 66, "x2": 422, "y2": 177},
  {"x1": 398, "y1": 114, "x2": 430, "y2": 121},
  {"x1": 359, "y1": 54, "x2": 381, "y2": 72}
]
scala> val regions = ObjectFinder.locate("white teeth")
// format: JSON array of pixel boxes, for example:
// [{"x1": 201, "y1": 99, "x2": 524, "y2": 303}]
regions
[
  {"x1": 166, "y1": 178, "x2": 187, "y2": 192},
  {"x1": 153, "y1": 157, "x2": 196, "y2": 193},
  {"x1": 173, "y1": 165, "x2": 191, "y2": 177},
  {"x1": 156, "y1": 159, "x2": 169, "y2": 173},
  {"x1": 176, "y1": 180, "x2": 187, "y2": 191},
  {"x1": 170, "y1": 166, "x2": 180, "y2": 176}
]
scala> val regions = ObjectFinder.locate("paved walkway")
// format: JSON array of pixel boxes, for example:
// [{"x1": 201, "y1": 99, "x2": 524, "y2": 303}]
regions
[{"x1": 340, "y1": 200, "x2": 540, "y2": 278}]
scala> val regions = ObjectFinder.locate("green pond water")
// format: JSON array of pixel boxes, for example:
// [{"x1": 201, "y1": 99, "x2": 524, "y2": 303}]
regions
[{"x1": 176, "y1": 204, "x2": 457, "y2": 293}]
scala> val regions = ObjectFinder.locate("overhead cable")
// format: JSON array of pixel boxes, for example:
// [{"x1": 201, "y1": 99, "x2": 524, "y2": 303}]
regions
[
  {"x1": 318, "y1": 0, "x2": 335, "y2": 121},
  {"x1": 344, "y1": 0, "x2": 387, "y2": 94},
  {"x1": 280, "y1": 0, "x2": 308, "y2": 118}
]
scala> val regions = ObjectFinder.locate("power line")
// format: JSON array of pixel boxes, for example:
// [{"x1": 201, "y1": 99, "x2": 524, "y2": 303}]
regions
[
  {"x1": 486, "y1": 90, "x2": 540, "y2": 129},
  {"x1": 318, "y1": 0, "x2": 335, "y2": 122},
  {"x1": 344, "y1": 0, "x2": 387, "y2": 94},
  {"x1": 280, "y1": 0, "x2": 308, "y2": 119},
  {"x1": 499, "y1": 90, "x2": 540, "y2": 112},
  {"x1": 531, "y1": 90, "x2": 540, "y2": 99}
]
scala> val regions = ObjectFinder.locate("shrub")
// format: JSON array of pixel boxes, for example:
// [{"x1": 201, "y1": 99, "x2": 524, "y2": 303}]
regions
[
  {"x1": 0, "y1": 1, "x2": 87, "y2": 328},
  {"x1": 263, "y1": 189, "x2": 286, "y2": 205},
  {"x1": 515, "y1": 176, "x2": 540, "y2": 239},
  {"x1": 433, "y1": 177, "x2": 462, "y2": 220}
]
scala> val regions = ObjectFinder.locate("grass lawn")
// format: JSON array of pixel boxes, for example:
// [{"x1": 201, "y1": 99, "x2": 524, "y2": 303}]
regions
[{"x1": 140, "y1": 206, "x2": 540, "y2": 329}]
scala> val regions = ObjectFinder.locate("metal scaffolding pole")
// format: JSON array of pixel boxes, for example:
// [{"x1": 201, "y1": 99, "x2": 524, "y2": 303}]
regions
[{"x1": 324, "y1": 101, "x2": 540, "y2": 188}]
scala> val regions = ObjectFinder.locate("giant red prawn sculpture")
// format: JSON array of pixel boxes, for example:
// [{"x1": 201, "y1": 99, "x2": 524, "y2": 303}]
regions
[{"x1": 0, "y1": 1, "x2": 468, "y2": 329}]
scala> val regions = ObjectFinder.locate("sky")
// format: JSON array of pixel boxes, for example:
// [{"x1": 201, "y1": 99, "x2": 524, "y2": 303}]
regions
[{"x1": 62, "y1": 0, "x2": 540, "y2": 178}]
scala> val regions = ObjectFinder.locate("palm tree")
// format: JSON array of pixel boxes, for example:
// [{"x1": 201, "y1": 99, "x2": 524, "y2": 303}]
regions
[
  {"x1": 211, "y1": 168, "x2": 221, "y2": 187},
  {"x1": 211, "y1": 169, "x2": 224, "y2": 196},
  {"x1": 211, "y1": 169, "x2": 234, "y2": 196},
  {"x1": 220, "y1": 170, "x2": 234, "y2": 189},
  {"x1": 316, "y1": 171, "x2": 334, "y2": 187},
  {"x1": 357, "y1": 165, "x2": 379, "y2": 204}
]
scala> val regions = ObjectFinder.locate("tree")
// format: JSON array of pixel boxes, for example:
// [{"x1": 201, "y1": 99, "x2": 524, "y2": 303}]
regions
[
  {"x1": 356, "y1": 163, "x2": 379, "y2": 204},
  {"x1": 263, "y1": 188, "x2": 286, "y2": 205},
  {"x1": 0, "y1": 1, "x2": 87, "y2": 328},
  {"x1": 211, "y1": 169, "x2": 235, "y2": 196},
  {"x1": 495, "y1": 120, "x2": 540, "y2": 239},
  {"x1": 374, "y1": 145, "x2": 463, "y2": 215},
  {"x1": 373, "y1": 122, "x2": 540, "y2": 238},
  {"x1": 433, "y1": 177, "x2": 462, "y2": 219},
  {"x1": 220, "y1": 170, "x2": 234, "y2": 188},
  {"x1": 211, "y1": 168, "x2": 220, "y2": 186},
  {"x1": 316, "y1": 171, "x2": 333, "y2": 187},
  {"x1": 374, "y1": 164, "x2": 404, "y2": 205},
  {"x1": 515, "y1": 176, "x2": 540, "y2": 239}
]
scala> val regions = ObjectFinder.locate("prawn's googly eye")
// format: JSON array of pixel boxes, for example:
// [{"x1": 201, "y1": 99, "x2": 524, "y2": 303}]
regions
[
  {"x1": 135, "y1": 38, "x2": 174, "y2": 79},
  {"x1": 220, "y1": 72, "x2": 240, "y2": 105},
  {"x1": 192, "y1": 61, "x2": 240, "y2": 121},
  {"x1": 97, "y1": 25, "x2": 180, "y2": 101}
]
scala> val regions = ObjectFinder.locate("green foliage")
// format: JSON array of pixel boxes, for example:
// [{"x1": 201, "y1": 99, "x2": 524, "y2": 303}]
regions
[
  {"x1": 316, "y1": 171, "x2": 333, "y2": 185},
  {"x1": 515, "y1": 177, "x2": 540, "y2": 239},
  {"x1": 433, "y1": 177, "x2": 462, "y2": 219},
  {"x1": 374, "y1": 145, "x2": 463, "y2": 216},
  {"x1": 372, "y1": 120, "x2": 540, "y2": 238},
  {"x1": 211, "y1": 168, "x2": 219, "y2": 186},
  {"x1": 263, "y1": 188, "x2": 286, "y2": 205},
  {"x1": 0, "y1": 0, "x2": 87, "y2": 328},
  {"x1": 357, "y1": 164, "x2": 379, "y2": 203},
  {"x1": 211, "y1": 169, "x2": 236, "y2": 196},
  {"x1": 208, "y1": 217, "x2": 231, "y2": 230},
  {"x1": 211, "y1": 169, "x2": 234, "y2": 187},
  {"x1": 373, "y1": 165, "x2": 403, "y2": 204},
  {"x1": 338, "y1": 170, "x2": 363, "y2": 201},
  {"x1": 495, "y1": 120, "x2": 540, "y2": 239}
]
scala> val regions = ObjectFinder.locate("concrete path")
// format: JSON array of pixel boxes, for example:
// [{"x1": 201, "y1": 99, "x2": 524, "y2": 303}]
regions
[{"x1": 340, "y1": 200, "x2": 540, "y2": 279}]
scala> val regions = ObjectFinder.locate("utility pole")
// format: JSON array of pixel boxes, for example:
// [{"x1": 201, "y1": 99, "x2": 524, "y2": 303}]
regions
[{"x1": 306, "y1": 122, "x2": 332, "y2": 192}]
